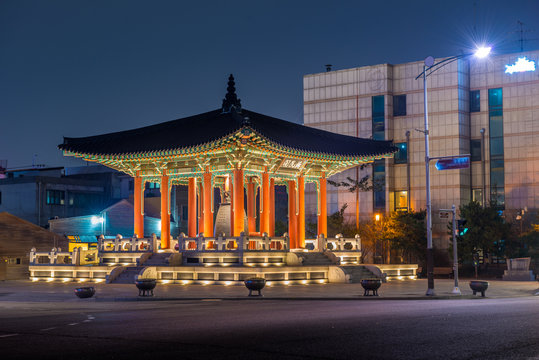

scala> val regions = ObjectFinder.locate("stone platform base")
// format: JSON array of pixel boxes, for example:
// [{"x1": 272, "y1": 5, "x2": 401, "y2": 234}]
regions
[{"x1": 502, "y1": 270, "x2": 535, "y2": 281}]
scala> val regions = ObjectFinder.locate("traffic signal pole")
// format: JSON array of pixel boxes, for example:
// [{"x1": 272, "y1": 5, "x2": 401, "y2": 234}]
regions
[{"x1": 440, "y1": 205, "x2": 461, "y2": 295}]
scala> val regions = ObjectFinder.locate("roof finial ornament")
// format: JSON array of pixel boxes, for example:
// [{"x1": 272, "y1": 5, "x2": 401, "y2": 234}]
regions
[{"x1": 222, "y1": 74, "x2": 242, "y2": 113}]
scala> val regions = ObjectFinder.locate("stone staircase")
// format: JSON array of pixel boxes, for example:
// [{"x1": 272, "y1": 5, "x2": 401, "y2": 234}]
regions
[
  {"x1": 110, "y1": 266, "x2": 144, "y2": 284},
  {"x1": 296, "y1": 252, "x2": 335, "y2": 266},
  {"x1": 143, "y1": 253, "x2": 170, "y2": 266},
  {"x1": 340, "y1": 266, "x2": 378, "y2": 283}
]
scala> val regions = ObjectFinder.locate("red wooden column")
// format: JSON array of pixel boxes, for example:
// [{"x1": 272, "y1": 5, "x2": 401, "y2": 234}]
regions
[
  {"x1": 203, "y1": 167, "x2": 213, "y2": 237},
  {"x1": 288, "y1": 180, "x2": 297, "y2": 249},
  {"x1": 260, "y1": 170, "x2": 270, "y2": 235},
  {"x1": 198, "y1": 182, "x2": 204, "y2": 236},
  {"x1": 229, "y1": 179, "x2": 234, "y2": 236},
  {"x1": 269, "y1": 178, "x2": 275, "y2": 237},
  {"x1": 160, "y1": 173, "x2": 170, "y2": 249},
  {"x1": 247, "y1": 178, "x2": 256, "y2": 234},
  {"x1": 133, "y1": 174, "x2": 144, "y2": 238},
  {"x1": 188, "y1": 178, "x2": 197, "y2": 237},
  {"x1": 297, "y1": 175, "x2": 305, "y2": 248},
  {"x1": 233, "y1": 168, "x2": 244, "y2": 236},
  {"x1": 318, "y1": 173, "x2": 328, "y2": 237}
]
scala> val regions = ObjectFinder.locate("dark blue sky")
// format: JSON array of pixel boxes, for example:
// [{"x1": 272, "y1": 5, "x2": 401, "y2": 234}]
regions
[{"x1": 2, "y1": 0, "x2": 538, "y2": 168}]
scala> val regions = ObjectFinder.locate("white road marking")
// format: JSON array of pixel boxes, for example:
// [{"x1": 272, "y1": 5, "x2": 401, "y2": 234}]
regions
[
  {"x1": 82, "y1": 320, "x2": 91, "y2": 322},
  {"x1": 40, "y1": 327, "x2": 56, "y2": 331},
  {"x1": 67, "y1": 323, "x2": 79, "y2": 326},
  {"x1": 0, "y1": 334, "x2": 19, "y2": 338}
]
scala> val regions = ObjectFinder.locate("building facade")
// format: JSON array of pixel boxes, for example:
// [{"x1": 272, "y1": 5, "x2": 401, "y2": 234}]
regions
[{"x1": 304, "y1": 50, "x2": 539, "y2": 249}]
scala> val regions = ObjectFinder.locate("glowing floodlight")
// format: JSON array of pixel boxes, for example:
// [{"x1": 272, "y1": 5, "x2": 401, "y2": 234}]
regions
[
  {"x1": 91, "y1": 216, "x2": 103, "y2": 225},
  {"x1": 505, "y1": 57, "x2": 536, "y2": 74},
  {"x1": 474, "y1": 46, "x2": 491, "y2": 59}
]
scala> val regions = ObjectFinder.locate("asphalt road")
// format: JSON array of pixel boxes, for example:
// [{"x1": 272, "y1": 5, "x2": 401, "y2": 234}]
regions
[{"x1": 0, "y1": 297, "x2": 538, "y2": 360}]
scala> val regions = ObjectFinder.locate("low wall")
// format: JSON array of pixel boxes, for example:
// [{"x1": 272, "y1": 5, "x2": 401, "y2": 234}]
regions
[{"x1": 29, "y1": 265, "x2": 112, "y2": 281}]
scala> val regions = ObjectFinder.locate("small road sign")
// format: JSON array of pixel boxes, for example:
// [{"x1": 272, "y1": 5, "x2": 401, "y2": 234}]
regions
[
  {"x1": 435, "y1": 157, "x2": 470, "y2": 170},
  {"x1": 439, "y1": 211, "x2": 450, "y2": 219}
]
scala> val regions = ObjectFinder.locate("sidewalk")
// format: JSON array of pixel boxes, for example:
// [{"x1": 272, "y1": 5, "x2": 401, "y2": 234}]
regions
[{"x1": 1, "y1": 279, "x2": 537, "y2": 302}]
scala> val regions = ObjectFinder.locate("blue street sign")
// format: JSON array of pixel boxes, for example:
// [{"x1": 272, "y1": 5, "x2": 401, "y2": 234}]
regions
[{"x1": 435, "y1": 157, "x2": 470, "y2": 170}]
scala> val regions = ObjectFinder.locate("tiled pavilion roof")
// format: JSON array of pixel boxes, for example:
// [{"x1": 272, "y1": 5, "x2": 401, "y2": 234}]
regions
[{"x1": 59, "y1": 75, "x2": 397, "y2": 159}]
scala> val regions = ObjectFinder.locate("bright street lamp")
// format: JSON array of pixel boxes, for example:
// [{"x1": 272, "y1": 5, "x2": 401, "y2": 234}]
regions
[{"x1": 416, "y1": 47, "x2": 491, "y2": 296}]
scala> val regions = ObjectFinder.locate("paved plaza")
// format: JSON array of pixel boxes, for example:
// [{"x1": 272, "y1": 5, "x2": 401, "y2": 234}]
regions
[
  {"x1": 1, "y1": 279, "x2": 537, "y2": 302},
  {"x1": 0, "y1": 279, "x2": 538, "y2": 360}
]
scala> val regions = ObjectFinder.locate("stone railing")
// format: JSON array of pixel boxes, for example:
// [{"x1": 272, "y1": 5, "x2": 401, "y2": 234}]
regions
[
  {"x1": 30, "y1": 247, "x2": 100, "y2": 266},
  {"x1": 315, "y1": 234, "x2": 361, "y2": 252},
  {"x1": 178, "y1": 232, "x2": 289, "y2": 252},
  {"x1": 30, "y1": 247, "x2": 73, "y2": 265},
  {"x1": 98, "y1": 234, "x2": 156, "y2": 253}
]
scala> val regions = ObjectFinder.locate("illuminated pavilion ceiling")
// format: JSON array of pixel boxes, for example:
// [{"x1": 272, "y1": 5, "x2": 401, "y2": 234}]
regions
[{"x1": 59, "y1": 75, "x2": 397, "y2": 184}]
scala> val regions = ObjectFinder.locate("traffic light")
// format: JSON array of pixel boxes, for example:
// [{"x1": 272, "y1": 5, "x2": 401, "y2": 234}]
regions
[{"x1": 457, "y1": 219, "x2": 468, "y2": 236}]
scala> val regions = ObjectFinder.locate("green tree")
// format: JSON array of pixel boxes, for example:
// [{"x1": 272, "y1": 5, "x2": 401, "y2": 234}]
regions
[
  {"x1": 456, "y1": 201, "x2": 511, "y2": 262},
  {"x1": 386, "y1": 210, "x2": 427, "y2": 265}
]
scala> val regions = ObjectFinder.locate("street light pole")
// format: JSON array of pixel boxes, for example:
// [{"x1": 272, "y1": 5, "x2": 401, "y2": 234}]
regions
[
  {"x1": 416, "y1": 47, "x2": 490, "y2": 297},
  {"x1": 423, "y1": 61, "x2": 435, "y2": 296}
]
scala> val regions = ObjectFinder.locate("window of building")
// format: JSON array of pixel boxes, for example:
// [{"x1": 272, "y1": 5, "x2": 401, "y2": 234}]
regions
[
  {"x1": 128, "y1": 180, "x2": 134, "y2": 191},
  {"x1": 182, "y1": 205, "x2": 188, "y2": 221},
  {"x1": 394, "y1": 142, "x2": 408, "y2": 164},
  {"x1": 373, "y1": 160, "x2": 386, "y2": 209},
  {"x1": 470, "y1": 139, "x2": 481, "y2": 161},
  {"x1": 372, "y1": 95, "x2": 386, "y2": 209},
  {"x1": 488, "y1": 88, "x2": 504, "y2": 208},
  {"x1": 472, "y1": 189, "x2": 484, "y2": 206},
  {"x1": 394, "y1": 191, "x2": 408, "y2": 211},
  {"x1": 68, "y1": 192, "x2": 102, "y2": 208},
  {"x1": 0, "y1": 191, "x2": 2, "y2": 205},
  {"x1": 393, "y1": 95, "x2": 406, "y2": 116},
  {"x1": 8, "y1": 258, "x2": 21, "y2": 265},
  {"x1": 372, "y1": 96, "x2": 385, "y2": 141},
  {"x1": 46, "y1": 190, "x2": 65, "y2": 205},
  {"x1": 470, "y1": 90, "x2": 480, "y2": 112}
]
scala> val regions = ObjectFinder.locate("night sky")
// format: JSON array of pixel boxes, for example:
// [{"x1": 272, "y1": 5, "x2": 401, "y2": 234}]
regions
[{"x1": 2, "y1": 0, "x2": 538, "y2": 169}]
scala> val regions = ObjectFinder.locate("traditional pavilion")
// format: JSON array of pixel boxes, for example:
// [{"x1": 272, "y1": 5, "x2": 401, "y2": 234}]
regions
[{"x1": 59, "y1": 75, "x2": 397, "y2": 250}]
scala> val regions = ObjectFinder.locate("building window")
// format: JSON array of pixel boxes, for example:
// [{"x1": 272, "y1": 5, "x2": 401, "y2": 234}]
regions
[
  {"x1": 128, "y1": 180, "x2": 134, "y2": 191},
  {"x1": 182, "y1": 205, "x2": 188, "y2": 221},
  {"x1": 372, "y1": 96, "x2": 385, "y2": 141},
  {"x1": 46, "y1": 190, "x2": 65, "y2": 205},
  {"x1": 394, "y1": 142, "x2": 408, "y2": 164},
  {"x1": 373, "y1": 160, "x2": 386, "y2": 209},
  {"x1": 0, "y1": 191, "x2": 2, "y2": 205},
  {"x1": 68, "y1": 192, "x2": 102, "y2": 208},
  {"x1": 470, "y1": 90, "x2": 480, "y2": 112},
  {"x1": 488, "y1": 88, "x2": 504, "y2": 208},
  {"x1": 8, "y1": 258, "x2": 21, "y2": 265},
  {"x1": 393, "y1": 95, "x2": 406, "y2": 116},
  {"x1": 472, "y1": 189, "x2": 484, "y2": 206},
  {"x1": 372, "y1": 95, "x2": 385, "y2": 209},
  {"x1": 470, "y1": 139, "x2": 481, "y2": 161},
  {"x1": 394, "y1": 191, "x2": 408, "y2": 211}
]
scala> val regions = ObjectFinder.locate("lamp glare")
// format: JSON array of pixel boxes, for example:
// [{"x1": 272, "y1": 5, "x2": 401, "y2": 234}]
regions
[{"x1": 474, "y1": 46, "x2": 491, "y2": 59}]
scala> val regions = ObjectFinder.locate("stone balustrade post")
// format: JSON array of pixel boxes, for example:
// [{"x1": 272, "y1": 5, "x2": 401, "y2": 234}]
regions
[
  {"x1": 237, "y1": 232, "x2": 245, "y2": 264},
  {"x1": 197, "y1": 233, "x2": 205, "y2": 251},
  {"x1": 29, "y1": 247, "x2": 37, "y2": 264},
  {"x1": 355, "y1": 234, "x2": 361, "y2": 251},
  {"x1": 262, "y1": 233, "x2": 271, "y2": 251},
  {"x1": 50, "y1": 248, "x2": 58, "y2": 264}
]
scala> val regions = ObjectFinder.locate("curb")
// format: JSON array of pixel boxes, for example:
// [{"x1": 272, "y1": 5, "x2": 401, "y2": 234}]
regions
[{"x1": 94, "y1": 295, "x2": 482, "y2": 302}]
